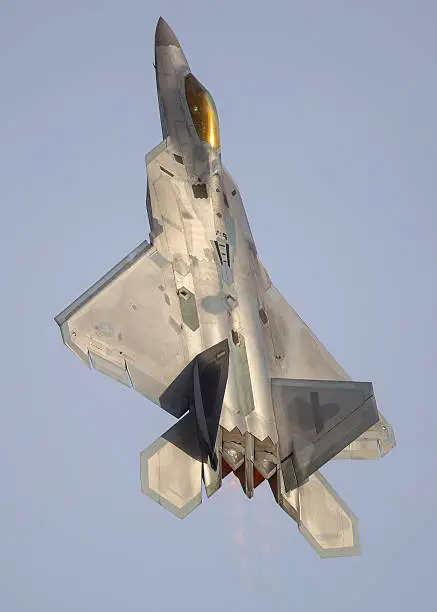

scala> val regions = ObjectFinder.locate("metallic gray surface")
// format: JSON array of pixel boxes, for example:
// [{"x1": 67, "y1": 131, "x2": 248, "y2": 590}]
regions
[
  {"x1": 55, "y1": 239, "x2": 152, "y2": 328},
  {"x1": 178, "y1": 287, "x2": 200, "y2": 331},
  {"x1": 55, "y1": 16, "x2": 395, "y2": 557},
  {"x1": 155, "y1": 17, "x2": 181, "y2": 49},
  {"x1": 276, "y1": 470, "x2": 361, "y2": 558},
  {"x1": 271, "y1": 379, "x2": 379, "y2": 489},
  {"x1": 140, "y1": 412, "x2": 202, "y2": 519}
]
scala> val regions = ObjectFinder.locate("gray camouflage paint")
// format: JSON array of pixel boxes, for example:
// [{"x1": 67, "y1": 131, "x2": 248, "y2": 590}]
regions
[{"x1": 55, "y1": 17, "x2": 395, "y2": 558}]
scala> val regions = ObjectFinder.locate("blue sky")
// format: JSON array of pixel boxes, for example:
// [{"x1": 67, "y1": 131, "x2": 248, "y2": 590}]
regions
[{"x1": 1, "y1": 1, "x2": 436, "y2": 610}]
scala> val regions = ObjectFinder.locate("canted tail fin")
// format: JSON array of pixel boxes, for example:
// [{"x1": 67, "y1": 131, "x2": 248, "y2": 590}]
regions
[
  {"x1": 140, "y1": 340, "x2": 229, "y2": 518},
  {"x1": 159, "y1": 339, "x2": 229, "y2": 468},
  {"x1": 271, "y1": 378, "x2": 379, "y2": 491}
]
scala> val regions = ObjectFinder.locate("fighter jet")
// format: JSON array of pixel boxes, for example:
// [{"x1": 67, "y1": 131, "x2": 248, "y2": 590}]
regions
[{"x1": 55, "y1": 17, "x2": 395, "y2": 558}]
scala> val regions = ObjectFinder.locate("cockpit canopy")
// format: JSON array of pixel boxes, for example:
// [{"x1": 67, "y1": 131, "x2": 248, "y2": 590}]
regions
[{"x1": 184, "y1": 73, "x2": 220, "y2": 149}]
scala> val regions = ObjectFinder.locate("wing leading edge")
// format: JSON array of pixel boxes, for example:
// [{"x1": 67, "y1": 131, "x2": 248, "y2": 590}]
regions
[
  {"x1": 55, "y1": 239, "x2": 190, "y2": 405},
  {"x1": 261, "y1": 277, "x2": 394, "y2": 557},
  {"x1": 263, "y1": 281, "x2": 396, "y2": 459}
]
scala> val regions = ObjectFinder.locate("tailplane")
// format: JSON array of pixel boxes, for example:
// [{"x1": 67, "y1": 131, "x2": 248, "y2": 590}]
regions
[
  {"x1": 269, "y1": 468, "x2": 361, "y2": 557},
  {"x1": 140, "y1": 339, "x2": 229, "y2": 517}
]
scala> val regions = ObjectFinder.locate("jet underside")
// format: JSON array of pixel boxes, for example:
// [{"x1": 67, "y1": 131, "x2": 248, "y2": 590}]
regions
[{"x1": 55, "y1": 17, "x2": 395, "y2": 558}]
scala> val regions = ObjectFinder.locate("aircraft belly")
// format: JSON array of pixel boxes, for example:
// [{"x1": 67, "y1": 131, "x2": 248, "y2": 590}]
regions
[
  {"x1": 220, "y1": 352, "x2": 246, "y2": 433},
  {"x1": 231, "y1": 225, "x2": 278, "y2": 443},
  {"x1": 56, "y1": 18, "x2": 395, "y2": 556},
  {"x1": 188, "y1": 243, "x2": 245, "y2": 433}
]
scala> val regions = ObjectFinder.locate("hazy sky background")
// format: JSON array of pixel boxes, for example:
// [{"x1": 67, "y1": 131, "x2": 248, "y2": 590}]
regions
[{"x1": 2, "y1": 1, "x2": 436, "y2": 610}]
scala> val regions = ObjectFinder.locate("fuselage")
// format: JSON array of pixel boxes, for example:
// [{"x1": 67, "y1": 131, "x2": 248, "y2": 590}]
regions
[
  {"x1": 151, "y1": 20, "x2": 278, "y2": 447},
  {"x1": 55, "y1": 17, "x2": 395, "y2": 548}
]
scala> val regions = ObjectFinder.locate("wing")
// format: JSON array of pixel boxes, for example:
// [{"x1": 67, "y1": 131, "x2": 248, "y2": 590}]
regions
[
  {"x1": 55, "y1": 240, "x2": 190, "y2": 406},
  {"x1": 263, "y1": 280, "x2": 395, "y2": 459}
]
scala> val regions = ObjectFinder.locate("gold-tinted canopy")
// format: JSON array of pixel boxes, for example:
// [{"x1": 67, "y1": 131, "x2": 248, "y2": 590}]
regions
[{"x1": 184, "y1": 73, "x2": 220, "y2": 148}]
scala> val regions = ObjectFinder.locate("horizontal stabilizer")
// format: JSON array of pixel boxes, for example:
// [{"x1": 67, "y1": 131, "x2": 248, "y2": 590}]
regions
[
  {"x1": 140, "y1": 412, "x2": 203, "y2": 518},
  {"x1": 270, "y1": 469, "x2": 360, "y2": 557},
  {"x1": 140, "y1": 341, "x2": 229, "y2": 517},
  {"x1": 271, "y1": 379, "x2": 379, "y2": 490},
  {"x1": 334, "y1": 413, "x2": 396, "y2": 459}
]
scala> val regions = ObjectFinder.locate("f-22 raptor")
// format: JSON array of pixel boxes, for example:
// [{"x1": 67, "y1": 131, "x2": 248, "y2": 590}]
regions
[{"x1": 55, "y1": 17, "x2": 395, "y2": 557}]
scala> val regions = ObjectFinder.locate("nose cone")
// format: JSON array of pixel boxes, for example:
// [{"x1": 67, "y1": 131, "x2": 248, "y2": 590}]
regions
[{"x1": 155, "y1": 17, "x2": 181, "y2": 48}]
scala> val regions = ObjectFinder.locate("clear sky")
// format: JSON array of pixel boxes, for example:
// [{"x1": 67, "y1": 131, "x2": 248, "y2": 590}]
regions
[{"x1": 1, "y1": 1, "x2": 436, "y2": 610}]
